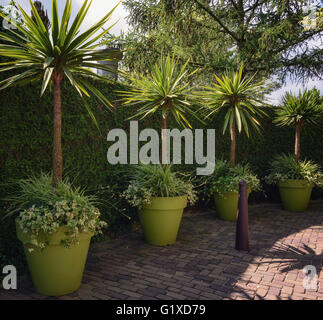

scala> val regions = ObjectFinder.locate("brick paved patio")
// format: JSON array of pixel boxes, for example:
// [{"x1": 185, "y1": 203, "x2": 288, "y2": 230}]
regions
[{"x1": 1, "y1": 201, "x2": 322, "y2": 300}]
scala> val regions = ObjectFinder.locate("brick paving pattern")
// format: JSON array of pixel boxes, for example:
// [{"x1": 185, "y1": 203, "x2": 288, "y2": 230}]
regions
[{"x1": 1, "y1": 201, "x2": 322, "y2": 300}]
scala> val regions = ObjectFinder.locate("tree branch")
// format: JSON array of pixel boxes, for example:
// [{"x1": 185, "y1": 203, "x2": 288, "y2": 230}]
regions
[
  {"x1": 270, "y1": 30, "x2": 323, "y2": 56},
  {"x1": 192, "y1": 0, "x2": 241, "y2": 42},
  {"x1": 245, "y1": 0, "x2": 261, "y2": 26}
]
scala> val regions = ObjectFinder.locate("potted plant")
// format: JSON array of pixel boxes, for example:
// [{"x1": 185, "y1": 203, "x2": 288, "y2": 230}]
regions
[
  {"x1": 123, "y1": 164, "x2": 197, "y2": 246},
  {"x1": 6, "y1": 174, "x2": 107, "y2": 296},
  {"x1": 265, "y1": 155, "x2": 323, "y2": 211},
  {"x1": 203, "y1": 160, "x2": 260, "y2": 221},
  {"x1": 0, "y1": 0, "x2": 121, "y2": 296},
  {"x1": 270, "y1": 89, "x2": 323, "y2": 211},
  {"x1": 119, "y1": 55, "x2": 200, "y2": 245},
  {"x1": 196, "y1": 64, "x2": 270, "y2": 221}
]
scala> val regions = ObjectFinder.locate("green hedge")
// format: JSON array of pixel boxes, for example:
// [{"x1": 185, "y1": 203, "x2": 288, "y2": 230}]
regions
[{"x1": 0, "y1": 78, "x2": 322, "y2": 273}]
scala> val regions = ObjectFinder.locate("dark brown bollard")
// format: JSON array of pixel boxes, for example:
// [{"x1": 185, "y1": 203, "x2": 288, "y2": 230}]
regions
[{"x1": 235, "y1": 180, "x2": 249, "y2": 251}]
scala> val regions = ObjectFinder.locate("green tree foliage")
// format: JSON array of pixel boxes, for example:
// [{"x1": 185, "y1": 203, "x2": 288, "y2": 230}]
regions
[{"x1": 122, "y1": 0, "x2": 323, "y2": 84}]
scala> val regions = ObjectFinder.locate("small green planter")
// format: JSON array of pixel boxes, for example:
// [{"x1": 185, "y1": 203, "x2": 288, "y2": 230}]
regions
[
  {"x1": 214, "y1": 190, "x2": 250, "y2": 222},
  {"x1": 278, "y1": 179, "x2": 314, "y2": 212},
  {"x1": 138, "y1": 196, "x2": 187, "y2": 246},
  {"x1": 16, "y1": 221, "x2": 93, "y2": 296}
]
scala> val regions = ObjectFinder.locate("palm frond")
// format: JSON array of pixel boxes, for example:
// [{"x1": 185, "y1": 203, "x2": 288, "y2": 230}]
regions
[
  {"x1": 274, "y1": 88, "x2": 323, "y2": 130},
  {"x1": 118, "y1": 54, "x2": 202, "y2": 128},
  {"x1": 0, "y1": 0, "x2": 122, "y2": 126},
  {"x1": 195, "y1": 64, "x2": 272, "y2": 137}
]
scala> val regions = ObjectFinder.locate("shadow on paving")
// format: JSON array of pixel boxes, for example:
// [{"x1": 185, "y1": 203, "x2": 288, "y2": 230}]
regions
[{"x1": 1, "y1": 200, "x2": 322, "y2": 300}]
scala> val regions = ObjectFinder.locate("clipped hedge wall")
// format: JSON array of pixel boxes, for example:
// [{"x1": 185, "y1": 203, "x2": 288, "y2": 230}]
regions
[{"x1": 0, "y1": 77, "x2": 322, "y2": 272}]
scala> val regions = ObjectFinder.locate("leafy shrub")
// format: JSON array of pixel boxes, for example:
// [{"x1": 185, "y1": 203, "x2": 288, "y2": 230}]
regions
[
  {"x1": 123, "y1": 164, "x2": 197, "y2": 209},
  {"x1": 200, "y1": 160, "x2": 261, "y2": 197},
  {"x1": 265, "y1": 154, "x2": 323, "y2": 187},
  {"x1": 6, "y1": 173, "x2": 107, "y2": 250}
]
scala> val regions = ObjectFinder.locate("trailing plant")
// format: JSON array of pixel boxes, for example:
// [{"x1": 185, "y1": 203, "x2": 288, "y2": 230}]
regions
[
  {"x1": 201, "y1": 160, "x2": 261, "y2": 197},
  {"x1": 123, "y1": 164, "x2": 197, "y2": 209},
  {"x1": 265, "y1": 154, "x2": 323, "y2": 187},
  {"x1": 6, "y1": 173, "x2": 107, "y2": 250}
]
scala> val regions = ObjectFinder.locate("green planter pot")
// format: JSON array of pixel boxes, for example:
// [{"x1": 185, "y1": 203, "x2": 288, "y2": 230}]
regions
[
  {"x1": 278, "y1": 179, "x2": 314, "y2": 212},
  {"x1": 138, "y1": 196, "x2": 187, "y2": 246},
  {"x1": 214, "y1": 190, "x2": 250, "y2": 222},
  {"x1": 16, "y1": 220, "x2": 93, "y2": 296}
]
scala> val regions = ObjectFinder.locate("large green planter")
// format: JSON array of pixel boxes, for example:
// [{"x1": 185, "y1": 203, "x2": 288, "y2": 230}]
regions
[
  {"x1": 214, "y1": 190, "x2": 250, "y2": 222},
  {"x1": 278, "y1": 179, "x2": 314, "y2": 212},
  {"x1": 16, "y1": 221, "x2": 93, "y2": 296},
  {"x1": 138, "y1": 196, "x2": 187, "y2": 246}
]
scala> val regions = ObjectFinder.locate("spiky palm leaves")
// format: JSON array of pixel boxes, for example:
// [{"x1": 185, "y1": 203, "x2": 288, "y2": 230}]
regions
[
  {"x1": 120, "y1": 55, "x2": 200, "y2": 128},
  {"x1": 274, "y1": 88, "x2": 322, "y2": 162},
  {"x1": 0, "y1": 0, "x2": 122, "y2": 185},
  {"x1": 197, "y1": 64, "x2": 270, "y2": 165},
  {"x1": 119, "y1": 55, "x2": 201, "y2": 164}
]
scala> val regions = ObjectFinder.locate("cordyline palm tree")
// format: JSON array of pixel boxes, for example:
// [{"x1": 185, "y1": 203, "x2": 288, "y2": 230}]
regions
[
  {"x1": 274, "y1": 88, "x2": 323, "y2": 162},
  {"x1": 197, "y1": 64, "x2": 271, "y2": 166},
  {"x1": 0, "y1": 0, "x2": 122, "y2": 186},
  {"x1": 119, "y1": 55, "x2": 201, "y2": 165}
]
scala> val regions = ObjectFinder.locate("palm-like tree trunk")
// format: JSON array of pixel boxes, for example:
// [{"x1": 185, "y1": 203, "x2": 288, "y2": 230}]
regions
[
  {"x1": 230, "y1": 117, "x2": 236, "y2": 166},
  {"x1": 52, "y1": 77, "x2": 63, "y2": 186},
  {"x1": 295, "y1": 122, "x2": 301, "y2": 162}
]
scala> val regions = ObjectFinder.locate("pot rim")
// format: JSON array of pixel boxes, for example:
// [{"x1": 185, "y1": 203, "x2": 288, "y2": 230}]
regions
[
  {"x1": 148, "y1": 195, "x2": 188, "y2": 200},
  {"x1": 16, "y1": 219, "x2": 94, "y2": 245},
  {"x1": 140, "y1": 195, "x2": 188, "y2": 211},
  {"x1": 278, "y1": 179, "x2": 315, "y2": 188}
]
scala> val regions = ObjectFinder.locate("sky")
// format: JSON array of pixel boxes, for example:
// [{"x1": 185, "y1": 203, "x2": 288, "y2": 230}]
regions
[
  {"x1": 0, "y1": 0, "x2": 322, "y2": 104},
  {"x1": 0, "y1": 0, "x2": 129, "y2": 34}
]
